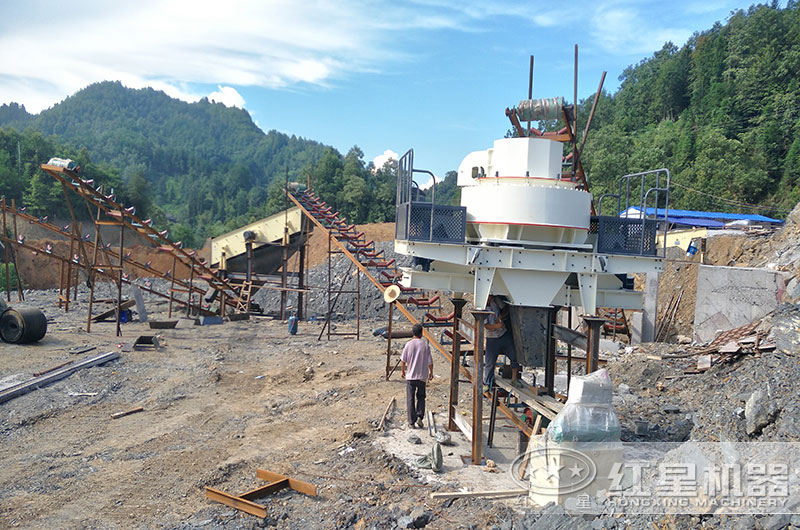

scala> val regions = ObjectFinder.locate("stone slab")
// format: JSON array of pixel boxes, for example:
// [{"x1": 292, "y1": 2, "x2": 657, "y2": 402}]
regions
[{"x1": 693, "y1": 265, "x2": 787, "y2": 343}]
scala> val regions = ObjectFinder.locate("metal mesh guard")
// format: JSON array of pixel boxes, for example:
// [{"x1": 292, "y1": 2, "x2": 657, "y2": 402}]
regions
[
  {"x1": 396, "y1": 202, "x2": 466, "y2": 243},
  {"x1": 594, "y1": 216, "x2": 657, "y2": 256}
]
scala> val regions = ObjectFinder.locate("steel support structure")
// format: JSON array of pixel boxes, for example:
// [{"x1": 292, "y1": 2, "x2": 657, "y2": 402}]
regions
[
  {"x1": 471, "y1": 310, "x2": 491, "y2": 465},
  {"x1": 447, "y1": 298, "x2": 467, "y2": 432},
  {"x1": 584, "y1": 315, "x2": 605, "y2": 374}
]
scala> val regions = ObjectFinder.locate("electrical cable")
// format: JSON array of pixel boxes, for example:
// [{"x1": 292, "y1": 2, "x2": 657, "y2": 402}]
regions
[{"x1": 670, "y1": 181, "x2": 792, "y2": 215}]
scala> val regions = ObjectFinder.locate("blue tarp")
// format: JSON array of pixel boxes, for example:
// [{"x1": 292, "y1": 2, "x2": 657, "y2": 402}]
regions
[{"x1": 624, "y1": 207, "x2": 782, "y2": 224}]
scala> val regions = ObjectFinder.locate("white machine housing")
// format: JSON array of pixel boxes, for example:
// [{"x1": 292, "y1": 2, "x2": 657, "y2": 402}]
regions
[
  {"x1": 458, "y1": 138, "x2": 590, "y2": 246},
  {"x1": 395, "y1": 136, "x2": 662, "y2": 312}
]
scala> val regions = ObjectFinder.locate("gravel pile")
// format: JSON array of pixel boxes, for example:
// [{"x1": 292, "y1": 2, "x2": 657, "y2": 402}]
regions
[
  {"x1": 252, "y1": 241, "x2": 412, "y2": 320},
  {"x1": 606, "y1": 303, "x2": 800, "y2": 444}
]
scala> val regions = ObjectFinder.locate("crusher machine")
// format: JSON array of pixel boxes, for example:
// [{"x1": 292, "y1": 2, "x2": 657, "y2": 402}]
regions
[{"x1": 393, "y1": 97, "x2": 670, "y2": 395}]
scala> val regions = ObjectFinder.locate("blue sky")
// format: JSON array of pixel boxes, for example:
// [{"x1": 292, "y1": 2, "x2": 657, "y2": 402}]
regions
[{"x1": 0, "y1": 1, "x2": 771, "y2": 182}]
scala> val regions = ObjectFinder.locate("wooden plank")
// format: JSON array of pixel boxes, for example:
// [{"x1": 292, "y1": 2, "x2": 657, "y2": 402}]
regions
[
  {"x1": 111, "y1": 406, "x2": 143, "y2": 419},
  {"x1": 431, "y1": 489, "x2": 528, "y2": 500},
  {"x1": 377, "y1": 396, "x2": 395, "y2": 431},
  {"x1": 497, "y1": 401, "x2": 533, "y2": 437},
  {"x1": 534, "y1": 393, "x2": 565, "y2": 413},
  {"x1": 452, "y1": 408, "x2": 473, "y2": 443},
  {"x1": 239, "y1": 479, "x2": 289, "y2": 500},
  {"x1": 495, "y1": 378, "x2": 557, "y2": 420},
  {"x1": 256, "y1": 469, "x2": 317, "y2": 496},
  {"x1": 204, "y1": 487, "x2": 267, "y2": 518},
  {"x1": 0, "y1": 351, "x2": 120, "y2": 404}
]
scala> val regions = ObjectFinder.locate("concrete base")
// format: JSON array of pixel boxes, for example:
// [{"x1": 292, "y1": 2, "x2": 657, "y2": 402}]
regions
[
  {"x1": 630, "y1": 312, "x2": 643, "y2": 344},
  {"x1": 693, "y1": 265, "x2": 787, "y2": 343}
]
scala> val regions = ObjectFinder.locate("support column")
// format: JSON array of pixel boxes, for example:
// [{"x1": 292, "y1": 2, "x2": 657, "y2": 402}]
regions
[
  {"x1": 545, "y1": 307, "x2": 558, "y2": 396},
  {"x1": 245, "y1": 240, "x2": 253, "y2": 314},
  {"x1": 471, "y1": 309, "x2": 492, "y2": 466},
  {"x1": 297, "y1": 220, "x2": 306, "y2": 320},
  {"x1": 2, "y1": 198, "x2": 10, "y2": 301},
  {"x1": 584, "y1": 316, "x2": 605, "y2": 374},
  {"x1": 638, "y1": 271, "x2": 659, "y2": 343},
  {"x1": 384, "y1": 302, "x2": 394, "y2": 381},
  {"x1": 447, "y1": 298, "x2": 467, "y2": 432}
]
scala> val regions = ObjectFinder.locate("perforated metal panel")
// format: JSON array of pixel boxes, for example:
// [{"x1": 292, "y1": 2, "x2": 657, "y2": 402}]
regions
[
  {"x1": 592, "y1": 216, "x2": 658, "y2": 256},
  {"x1": 396, "y1": 202, "x2": 466, "y2": 243}
]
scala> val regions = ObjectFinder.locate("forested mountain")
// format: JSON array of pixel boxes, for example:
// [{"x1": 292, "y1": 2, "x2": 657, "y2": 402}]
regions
[
  {"x1": 577, "y1": 2, "x2": 799, "y2": 218},
  {"x1": 0, "y1": 82, "x2": 328, "y2": 245}
]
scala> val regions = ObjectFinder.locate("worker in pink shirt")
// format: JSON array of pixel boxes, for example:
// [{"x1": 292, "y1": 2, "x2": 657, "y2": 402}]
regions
[{"x1": 401, "y1": 323, "x2": 433, "y2": 429}]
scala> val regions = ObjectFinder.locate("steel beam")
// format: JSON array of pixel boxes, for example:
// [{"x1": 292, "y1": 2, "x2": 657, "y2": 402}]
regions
[
  {"x1": 471, "y1": 310, "x2": 491, "y2": 465},
  {"x1": 448, "y1": 299, "x2": 467, "y2": 432}
]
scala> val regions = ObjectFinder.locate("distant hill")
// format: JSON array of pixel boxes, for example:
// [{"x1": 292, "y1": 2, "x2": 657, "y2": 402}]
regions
[{"x1": 0, "y1": 82, "x2": 328, "y2": 244}]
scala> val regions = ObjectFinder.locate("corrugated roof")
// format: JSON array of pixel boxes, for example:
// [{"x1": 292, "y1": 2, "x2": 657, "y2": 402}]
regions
[
  {"x1": 624, "y1": 207, "x2": 783, "y2": 224},
  {"x1": 668, "y1": 217, "x2": 725, "y2": 228}
]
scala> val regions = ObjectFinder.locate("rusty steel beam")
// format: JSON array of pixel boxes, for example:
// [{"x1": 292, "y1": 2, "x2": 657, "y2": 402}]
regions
[
  {"x1": 505, "y1": 108, "x2": 527, "y2": 137},
  {"x1": 576, "y1": 71, "x2": 606, "y2": 171},
  {"x1": 584, "y1": 315, "x2": 605, "y2": 374},
  {"x1": 448, "y1": 299, "x2": 467, "y2": 432},
  {"x1": 41, "y1": 165, "x2": 242, "y2": 303}
]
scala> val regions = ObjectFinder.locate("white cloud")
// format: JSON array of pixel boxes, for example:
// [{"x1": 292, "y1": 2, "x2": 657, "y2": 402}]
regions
[
  {"x1": 208, "y1": 86, "x2": 246, "y2": 108},
  {"x1": 0, "y1": 1, "x2": 487, "y2": 113},
  {"x1": 372, "y1": 149, "x2": 399, "y2": 170},
  {"x1": 0, "y1": 0, "x2": 730, "y2": 114},
  {"x1": 587, "y1": 2, "x2": 694, "y2": 56}
]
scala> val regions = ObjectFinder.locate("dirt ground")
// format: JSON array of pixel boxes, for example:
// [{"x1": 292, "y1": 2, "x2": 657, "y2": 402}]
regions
[{"x1": 0, "y1": 287, "x2": 518, "y2": 530}]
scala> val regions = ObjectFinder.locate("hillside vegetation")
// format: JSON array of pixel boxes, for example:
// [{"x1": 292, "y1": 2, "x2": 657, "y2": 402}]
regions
[
  {"x1": 0, "y1": 82, "x2": 327, "y2": 245},
  {"x1": 578, "y1": 2, "x2": 799, "y2": 218},
  {"x1": 0, "y1": 2, "x2": 797, "y2": 247}
]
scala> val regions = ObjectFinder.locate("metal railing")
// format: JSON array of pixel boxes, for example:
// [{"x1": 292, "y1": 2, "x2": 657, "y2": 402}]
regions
[
  {"x1": 396, "y1": 149, "x2": 466, "y2": 243},
  {"x1": 596, "y1": 168, "x2": 670, "y2": 257}
]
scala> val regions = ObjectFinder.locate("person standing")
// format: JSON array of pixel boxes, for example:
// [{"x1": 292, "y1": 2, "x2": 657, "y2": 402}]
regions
[
  {"x1": 401, "y1": 323, "x2": 433, "y2": 429},
  {"x1": 483, "y1": 295, "x2": 521, "y2": 392}
]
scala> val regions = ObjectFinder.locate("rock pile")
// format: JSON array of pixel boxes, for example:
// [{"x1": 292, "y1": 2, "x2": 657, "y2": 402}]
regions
[{"x1": 252, "y1": 241, "x2": 412, "y2": 320}]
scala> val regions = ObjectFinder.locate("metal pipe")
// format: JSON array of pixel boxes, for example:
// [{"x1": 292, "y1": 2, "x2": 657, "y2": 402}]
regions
[
  {"x1": 572, "y1": 44, "x2": 578, "y2": 179},
  {"x1": 575, "y1": 71, "x2": 606, "y2": 171},
  {"x1": 527, "y1": 55, "x2": 534, "y2": 136}
]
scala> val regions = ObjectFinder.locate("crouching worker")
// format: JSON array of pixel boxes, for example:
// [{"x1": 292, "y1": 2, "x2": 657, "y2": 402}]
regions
[
  {"x1": 401, "y1": 323, "x2": 433, "y2": 429},
  {"x1": 483, "y1": 294, "x2": 521, "y2": 392}
]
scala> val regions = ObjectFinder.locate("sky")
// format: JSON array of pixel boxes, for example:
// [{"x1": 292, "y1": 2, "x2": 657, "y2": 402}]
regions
[{"x1": 0, "y1": 0, "x2": 772, "y2": 184}]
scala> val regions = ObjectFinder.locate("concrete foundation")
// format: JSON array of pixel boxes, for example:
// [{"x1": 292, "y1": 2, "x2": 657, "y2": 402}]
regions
[
  {"x1": 631, "y1": 272, "x2": 658, "y2": 344},
  {"x1": 693, "y1": 265, "x2": 787, "y2": 343}
]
